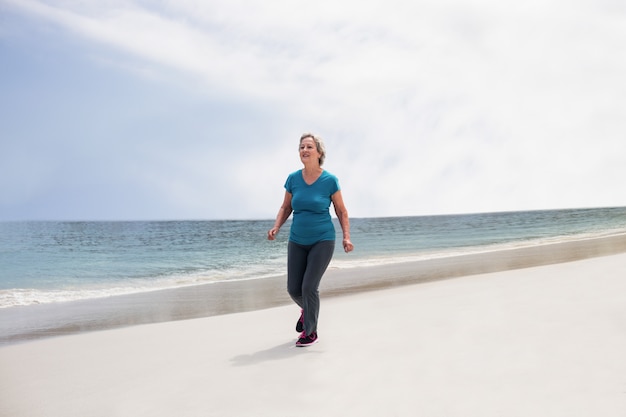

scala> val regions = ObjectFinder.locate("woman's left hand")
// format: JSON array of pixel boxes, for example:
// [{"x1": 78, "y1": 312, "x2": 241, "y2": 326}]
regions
[{"x1": 342, "y1": 239, "x2": 354, "y2": 253}]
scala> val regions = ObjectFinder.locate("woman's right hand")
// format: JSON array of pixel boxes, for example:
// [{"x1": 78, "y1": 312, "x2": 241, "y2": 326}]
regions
[{"x1": 267, "y1": 227, "x2": 279, "y2": 240}]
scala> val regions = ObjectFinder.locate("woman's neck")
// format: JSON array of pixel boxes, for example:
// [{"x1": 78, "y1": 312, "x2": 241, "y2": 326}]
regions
[{"x1": 302, "y1": 164, "x2": 322, "y2": 174}]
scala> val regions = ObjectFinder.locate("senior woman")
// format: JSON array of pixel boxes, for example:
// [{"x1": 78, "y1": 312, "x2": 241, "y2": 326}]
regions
[{"x1": 268, "y1": 133, "x2": 354, "y2": 347}]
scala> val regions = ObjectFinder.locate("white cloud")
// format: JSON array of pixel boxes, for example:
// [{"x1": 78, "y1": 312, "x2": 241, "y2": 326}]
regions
[{"x1": 2, "y1": 0, "x2": 626, "y2": 219}]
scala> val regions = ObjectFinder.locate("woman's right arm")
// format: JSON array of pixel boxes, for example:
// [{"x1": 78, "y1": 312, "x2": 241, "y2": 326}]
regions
[{"x1": 267, "y1": 191, "x2": 293, "y2": 240}]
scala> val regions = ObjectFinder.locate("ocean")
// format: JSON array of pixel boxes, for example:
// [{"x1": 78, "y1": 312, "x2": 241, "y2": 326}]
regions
[{"x1": 1, "y1": 207, "x2": 626, "y2": 310}]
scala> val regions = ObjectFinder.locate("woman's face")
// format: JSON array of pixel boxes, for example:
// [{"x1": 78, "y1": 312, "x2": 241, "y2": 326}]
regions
[{"x1": 299, "y1": 138, "x2": 320, "y2": 165}]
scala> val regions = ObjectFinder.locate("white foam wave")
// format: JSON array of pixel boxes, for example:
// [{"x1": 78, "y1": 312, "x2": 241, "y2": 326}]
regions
[{"x1": 0, "y1": 267, "x2": 287, "y2": 309}]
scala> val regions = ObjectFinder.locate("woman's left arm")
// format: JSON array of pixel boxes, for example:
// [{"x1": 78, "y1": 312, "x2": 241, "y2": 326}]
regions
[{"x1": 331, "y1": 190, "x2": 354, "y2": 253}]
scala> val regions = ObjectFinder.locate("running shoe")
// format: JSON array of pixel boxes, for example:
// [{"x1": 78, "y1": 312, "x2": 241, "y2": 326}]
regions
[
  {"x1": 296, "y1": 331, "x2": 318, "y2": 347},
  {"x1": 296, "y1": 309, "x2": 304, "y2": 333}
]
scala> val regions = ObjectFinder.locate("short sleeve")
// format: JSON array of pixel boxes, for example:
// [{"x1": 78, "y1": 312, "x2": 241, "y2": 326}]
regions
[
  {"x1": 284, "y1": 173, "x2": 294, "y2": 193},
  {"x1": 329, "y1": 175, "x2": 340, "y2": 195}
]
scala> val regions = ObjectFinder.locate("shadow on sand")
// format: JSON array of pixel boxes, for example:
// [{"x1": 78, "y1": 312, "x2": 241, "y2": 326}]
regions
[{"x1": 230, "y1": 340, "x2": 321, "y2": 366}]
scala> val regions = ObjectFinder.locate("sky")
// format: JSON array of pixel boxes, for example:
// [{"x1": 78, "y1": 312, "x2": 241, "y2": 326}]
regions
[{"x1": 1, "y1": 0, "x2": 625, "y2": 221}]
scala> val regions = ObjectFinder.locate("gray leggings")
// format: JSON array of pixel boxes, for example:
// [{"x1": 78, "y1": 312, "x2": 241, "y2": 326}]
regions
[{"x1": 287, "y1": 240, "x2": 335, "y2": 336}]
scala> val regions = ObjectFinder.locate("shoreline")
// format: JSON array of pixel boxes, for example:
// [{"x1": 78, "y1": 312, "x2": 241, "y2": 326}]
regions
[{"x1": 1, "y1": 233, "x2": 626, "y2": 346}]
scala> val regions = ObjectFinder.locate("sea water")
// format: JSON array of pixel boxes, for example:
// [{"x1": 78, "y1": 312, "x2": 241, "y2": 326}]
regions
[{"x1": 1, "y1": 207, "x2": 625, "y2": 309}]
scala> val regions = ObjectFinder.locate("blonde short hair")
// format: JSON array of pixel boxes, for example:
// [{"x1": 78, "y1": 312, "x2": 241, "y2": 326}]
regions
[{"x1": 299, "y1": 133, "x2": 326, "y2": 166}]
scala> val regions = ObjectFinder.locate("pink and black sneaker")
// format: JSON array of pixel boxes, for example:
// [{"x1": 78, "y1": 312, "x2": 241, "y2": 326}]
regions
[
  {"x1": 296, "y1": 309, "x2": 304, "y2": 333},
  {"x1": 296, "y1": 331, "x2": 318, "y2": 347}
]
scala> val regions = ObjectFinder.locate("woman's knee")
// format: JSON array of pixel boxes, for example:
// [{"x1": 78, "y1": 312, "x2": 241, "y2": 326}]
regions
[
  {"x1": 287, "y1": 286, "x2": 302, "y2": 299},
  {"x1": 301, "y1": 281, "x2": 320, "y2": 298}
]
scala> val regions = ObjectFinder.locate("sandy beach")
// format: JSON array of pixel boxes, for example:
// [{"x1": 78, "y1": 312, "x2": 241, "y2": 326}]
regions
[{"x1": 1, "y1": 237, "x2": 626, "y2": 416}]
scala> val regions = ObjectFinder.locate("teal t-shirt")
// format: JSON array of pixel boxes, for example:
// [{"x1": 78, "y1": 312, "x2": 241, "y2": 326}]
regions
[{"x1": 285, "y1": 170, "x2": 340, "y2": 245}]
